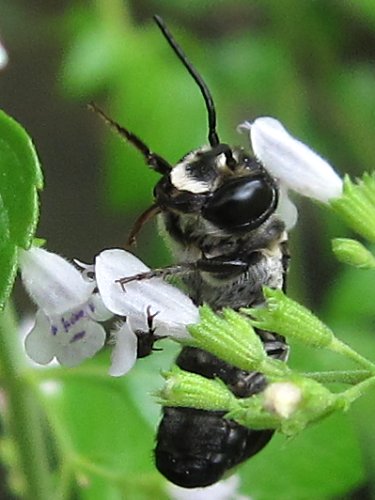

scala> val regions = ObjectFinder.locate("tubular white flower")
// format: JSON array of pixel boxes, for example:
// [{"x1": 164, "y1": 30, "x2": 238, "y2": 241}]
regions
[
  {"x1": 95, "y1": 249, "x2": 199, "y2": 340},
  {"x1": 239, "y1": 117, "x2": 343, "y2": 204},
  {"x1": 19, "y1": 247, "x2": 110, "y2": 367}
]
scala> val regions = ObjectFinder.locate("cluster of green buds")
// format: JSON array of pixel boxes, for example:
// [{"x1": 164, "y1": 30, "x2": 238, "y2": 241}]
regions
[
  {"x1": 159, "y1": 296, "x2": 375, "y2": 438},
  {"x1": 159, "y1": 171, "x2": 375, "y2": 439}
]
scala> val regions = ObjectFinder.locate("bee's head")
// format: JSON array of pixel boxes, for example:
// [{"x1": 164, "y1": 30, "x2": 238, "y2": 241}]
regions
[
  {"x1": 154, "y1": 144, "x2": 278, "y2": 232},
  {"x1": 151, "y1": 16, "x2": 278, "y2": 233},
  {"x1": 90, "y1": 16, "x2": 279, "y2": 243}
]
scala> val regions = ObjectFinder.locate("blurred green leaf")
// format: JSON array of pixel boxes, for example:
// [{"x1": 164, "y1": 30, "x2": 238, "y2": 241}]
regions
[
  {"x1": 342, "y1": 0, "x2": 375, "y2": 29},
  {"x1": 240, "y1": 413, "x2": 365, "y2": 499},
  {"x1": 41, "y1": 367, "x2": 164, "y2": 498},
  {"x1": 323, "y1": 264, "x2": 374, "y2": 328},
  {"x1": 60, "y1": 4, "x2": 127, "y2": 98},
  {"x1": 333, "y1": 67, "x2": 375, "y2": 172},
  {"x1": 0, "y1": 110, "x2": 42, "y2": 310},
  {"x1": 322, "y1": 256, "x2": 375, "y2": 496}
]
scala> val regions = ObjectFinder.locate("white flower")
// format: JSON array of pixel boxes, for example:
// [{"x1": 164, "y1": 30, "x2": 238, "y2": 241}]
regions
[
  {"x1": 94, "y1": 248, "x2": 199, "y2": 376},
  {"x1": 19, "y1": 246, "x2": 199, "y2": 376},
  {"x1": 239, "y1": 118, "x2": 343, "y2": 228},
  {"x1": 95, "y1": 249, "x2": 199, "y2": 341},
  {"x1": 0, "y1": 39, "x2": 8, "y2": 70},
  {"x1": 167, "y1": 474, "x2": 250, "y2": 500},
  {"x1": 19, "y1": 247, "x2": 111, "y2": 367}
]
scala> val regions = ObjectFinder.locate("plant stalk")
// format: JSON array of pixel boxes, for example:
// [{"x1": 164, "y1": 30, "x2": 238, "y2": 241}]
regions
[{"x1": 0, "y1": 303, "x2": 51, "y2": 500}]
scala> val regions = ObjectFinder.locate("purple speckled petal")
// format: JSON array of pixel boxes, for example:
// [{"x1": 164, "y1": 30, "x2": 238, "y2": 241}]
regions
[{"x1": 55, "y1": 320, "x2": 106, "y2": 367}]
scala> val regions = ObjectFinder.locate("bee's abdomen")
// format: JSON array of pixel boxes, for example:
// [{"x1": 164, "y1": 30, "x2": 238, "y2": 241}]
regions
[
  {"x1": 154, "y1": 345, "x2": 280, "y2": 488},
  {"x1": 155, "y1": 406, "x2": 273, "y2": 488}
]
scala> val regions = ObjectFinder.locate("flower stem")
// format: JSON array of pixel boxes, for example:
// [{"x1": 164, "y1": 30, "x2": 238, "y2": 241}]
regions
[
  {"x1": 329, "y1": 337, "x2": 375, "y2": 372},
  {"x1": 341, "y1": 376, "x2": 375, "y2": 406},
  {"x1": 302, "y1": 370, "x2": 373, "y2": 385},
  {"x1": 0, "y1": 303, "x2": 51, "y2": 500}
]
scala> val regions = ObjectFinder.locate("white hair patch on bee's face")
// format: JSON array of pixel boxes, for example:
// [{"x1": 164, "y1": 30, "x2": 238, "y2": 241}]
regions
[
  {"x1": 216, "y1": 153, "x2": 227, "y2": 170},
  {"x1": 170, "y1": 163, "x2": 211, "y2": 193}
]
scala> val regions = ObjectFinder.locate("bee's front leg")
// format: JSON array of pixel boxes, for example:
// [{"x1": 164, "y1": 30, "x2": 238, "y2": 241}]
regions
[{"x1": 116, "y1": 257, "x2": 249, "y2": 289}]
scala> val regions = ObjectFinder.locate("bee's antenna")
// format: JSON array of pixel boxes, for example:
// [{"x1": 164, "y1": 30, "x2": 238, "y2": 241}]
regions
[
  {"x1": 88, "y1": 102, "x2": 172, "y2": 175},
  {"x1": 154, "y1": 15, "x2": 220, "y2": 148}
]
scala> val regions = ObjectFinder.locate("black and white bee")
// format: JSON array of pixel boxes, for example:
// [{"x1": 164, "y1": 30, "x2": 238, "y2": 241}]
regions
[{"x1": 92, "y1": 15, "x2": 289, "y2": 489}]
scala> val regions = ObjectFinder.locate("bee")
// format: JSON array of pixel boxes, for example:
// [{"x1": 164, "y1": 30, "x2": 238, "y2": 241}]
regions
[{"x1": 91, "y1": 15, "x2": 289, "y2": 489}]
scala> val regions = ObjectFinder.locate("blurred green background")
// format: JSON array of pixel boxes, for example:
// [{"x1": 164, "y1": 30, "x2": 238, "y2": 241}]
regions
[{"x1": 0, "y1": 0, "x2": 375, "y2": 499}]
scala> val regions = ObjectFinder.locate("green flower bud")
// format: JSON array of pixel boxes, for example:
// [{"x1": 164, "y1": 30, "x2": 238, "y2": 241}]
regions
[
  {"x1": 330, "y1": 173, "x2": 375, "y2": 243},
  {"x1": 188, "y1": 305, "x2": 288, "y2": 376},
  {"x1": 244, "y1": 288, "x2": 334, "y2": 349},
  {"x1": 158, "y1": 367, "x2": 236, "y2": 411},
  {"x1": 332, "y1": 238, "x2": 375, "y2": 269}
]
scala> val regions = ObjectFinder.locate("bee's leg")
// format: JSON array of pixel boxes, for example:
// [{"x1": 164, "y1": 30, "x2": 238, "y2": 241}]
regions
[
  {"x1": 116, "y1": 258, "x2": 249, "y2": 289},
  {"x1": 195, "y1": 258, "x2": 249, "y2": 275},
  {"x1": 116, "y1": 264, "x2": 190, "y2": 289},
  {"x1": 135, "y1": 305, "x2": 166, "y2": 358}
]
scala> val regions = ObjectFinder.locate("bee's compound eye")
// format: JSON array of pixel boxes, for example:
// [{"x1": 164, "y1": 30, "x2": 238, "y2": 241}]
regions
[{"x1": 202, "y1": 176, "x2": 278, "y2": 230}]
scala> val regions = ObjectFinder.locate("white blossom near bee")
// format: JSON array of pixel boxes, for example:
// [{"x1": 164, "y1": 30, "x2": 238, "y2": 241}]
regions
[
  {"x1": 19, "y1": 247, "x2": 110, "y2": 367},
  {"x1": 19, "y1": 246, "x2": 197, "y2": 374},
  {"x1": 241, "y1": 117, "x2": 343, "y2": 203},
  {"x1": 95, "y1": 249, "x2": 198, "y2": 376},
  {"x1": 95, "y1": 249, "x2": 199, "y2": 340}
]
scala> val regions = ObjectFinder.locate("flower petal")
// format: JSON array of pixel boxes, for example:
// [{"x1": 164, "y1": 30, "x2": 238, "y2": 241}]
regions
[
  {"x1": 19, "y1": 247, "x2": 94, "y2": 315},
  {"x1": 276, "y1": 186, "x2": 298, "y2": 230},
  {"x1": 240, "y1": 118, "x2": 343, "y2": 203},
  {"x1": 0, "y1": 39, "x2": 8, "y2": 70},
  {"x1": 24, "y1": 310, "x2": 55, "y2": 365},
  {"x1": 95, "y1": 249, "x2": 148, "y2": 318},
  {"x1": 167, "y1": 474, "x2": 248, "y2": 500},
  {"x1": 95, "y1": 249, "x2": 199, "y2": 337},
  {"x1": 109, "y1": 321, "x2": 138, "y2": 377},
  {"x1": 154, "y1": 321, "x2": 191, "y2": 340},
  {"x1": 54, "y1": 319, "x2": 106, "y2": 367},
  {"x1": 87, "y1": 294, "x2": 113, "y2": 322}
]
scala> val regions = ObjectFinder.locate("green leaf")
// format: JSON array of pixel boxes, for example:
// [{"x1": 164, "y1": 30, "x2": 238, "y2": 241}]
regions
[
  {"x1": 0, "y1": 110, "x2": 43, "y2": 309},
  {"x1": 35, "y1": 349, "x2": 171, "y2": 498},
  {"x1": 240, "y1": 413, "x2": 365, "y2": 499}
]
